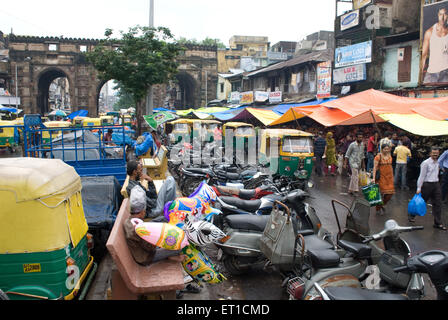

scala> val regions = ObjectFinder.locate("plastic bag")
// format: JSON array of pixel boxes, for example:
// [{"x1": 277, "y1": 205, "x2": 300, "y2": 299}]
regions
[
  {"x1": 361, "y1": 183, "x2": 383, "y2": 207},
  {"x1": 408, "y1": 194, "x2": 427, "y2": 217},
  {"x1": 359, "y1": 170, "x2": 369, "y2": 187}
]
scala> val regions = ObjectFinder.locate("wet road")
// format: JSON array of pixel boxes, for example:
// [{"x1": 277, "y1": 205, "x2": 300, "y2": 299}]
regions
[{"x1": 181, "y1": 172, "x2": 447, "y2": 300}]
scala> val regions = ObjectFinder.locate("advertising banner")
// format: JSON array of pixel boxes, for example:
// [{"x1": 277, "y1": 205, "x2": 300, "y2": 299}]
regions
[
  {"x1": 333, "y1": 64, "x2": 367, "y2": 84},
  {"x1": 269, "y1": 91, "x2": 282, "y2": 103},
  {"x1": 317, "y1": 61, "x2": 332, "y2": 98},
  {"x1": 255, "y1": 91, "x2": 269, "y2": 102},
  {"x1": 341, "y1": 10, "x2": 360, "y2": 31},
  {"x1": 335, "y1": 40, "x2": 372, "y2": 68},
  {"x1": 353, "y1": 0, "x2": 371, "y2": 10},
  {"x1": 230, "y1": 91, "x2": 241, "y2": 104},
  {"x1": 421, "y1": 0, "x2": 448, "y2": 85},
  {"x1": 240, "y1": 91, "x2": 254, "y2": 104}
]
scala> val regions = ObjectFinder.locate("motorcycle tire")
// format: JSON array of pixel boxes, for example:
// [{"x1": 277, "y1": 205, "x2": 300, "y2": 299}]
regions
[
  {"x1": 182, "y1": 177, "x2": 202, "y2": 197},
  {"x1": 222, "y1": 254, "x2": 250, "y2": 276}
]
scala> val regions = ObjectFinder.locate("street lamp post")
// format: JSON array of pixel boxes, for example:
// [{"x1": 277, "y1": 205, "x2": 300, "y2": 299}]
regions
[{"x1": 145, "y1": 0, "x2": 155, "y2": 116}]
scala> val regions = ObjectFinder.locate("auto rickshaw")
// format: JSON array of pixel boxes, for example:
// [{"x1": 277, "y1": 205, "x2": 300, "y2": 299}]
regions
[
  {"x1": 72, "y1": 116, "x2": 88, "y2": 128},
  {"x1": 123, "y1": 114, "x2": 132, "y2": 127},
  {"x1": 82, "y1": 117, "x2": 103, "y2": 127},
  {"x1": 41, "y1": 121, "x2": 72, "y2": 148},
  {"x1": 100, "y1": 115, "x2": 114, "y2": 126},
  {"x1": 222, "y1": 122, "x2": 256, "y2": 164},
  {"x1": 167, "y1": 119, "x2": 194, "y2": 144},
  {"x1": 0, "y1": 158, "x2": 97, "y2": 300},
  {"x1": 0, "y1": 120, "x2": 19, "y2": 153},
  {"x1": 258, "y1": 129, "x2": 314, "y2": 188}
]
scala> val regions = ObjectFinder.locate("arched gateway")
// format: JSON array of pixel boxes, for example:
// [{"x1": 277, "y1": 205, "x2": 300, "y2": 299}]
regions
[{"x1": 2, "y1": 33, "x2": 218, "y2": 116}]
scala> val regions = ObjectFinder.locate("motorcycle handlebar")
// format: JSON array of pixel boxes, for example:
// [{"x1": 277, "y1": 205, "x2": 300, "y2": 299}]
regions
[{"x1": 393, "y1": 265, "x2": 409, "y2": 273}]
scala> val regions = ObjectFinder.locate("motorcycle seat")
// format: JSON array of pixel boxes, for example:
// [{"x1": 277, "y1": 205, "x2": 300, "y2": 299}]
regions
[
  {"x1": 337, "y1": 240, "x2": 372, "y2": 259},
  {"x1": 184, "y1": 167, "x2": 210, "y2": 175},
  {"x1": 240, "y1": 169, "x2": 257, "y2": 178},
  {"x1": 220, "y1": 196, "x2": 262, "y2": 213},
  {"x1": 324, "y1": 287, "x2": 408, "y2": 300},
  {"x1": 224, "y1": 214, "x2": 271, "y2": 232},
  {"x1": 223, "y1": 172, "x2": 241, "y2": 180},
  {"x1": 302, "y1": 235, "x2": 334, "y2": 251},
  {"x1": 239, "y1": 189, "x2": 257, "y2": 200},
  {"x1": 306, "y1": 249, "x2": 341, "y2": 269}
]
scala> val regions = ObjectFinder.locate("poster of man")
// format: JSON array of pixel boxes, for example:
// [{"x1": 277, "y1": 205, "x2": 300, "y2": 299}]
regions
[{"x1": 421, "y1": 0, "x2": 448, "y2": 85}]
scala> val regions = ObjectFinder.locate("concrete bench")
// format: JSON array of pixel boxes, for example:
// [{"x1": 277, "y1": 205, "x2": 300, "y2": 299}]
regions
[{"x1": 106, "y1": 198, "x2": 185, "y2": 300}]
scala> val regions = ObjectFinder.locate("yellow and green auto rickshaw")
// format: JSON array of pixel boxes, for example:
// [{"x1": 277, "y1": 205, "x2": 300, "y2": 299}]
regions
[
  {"x1": 72, "y1": 116, "x2": 88, "y2": 128},
  {"x1": 0, "y1": 120, "x2": 19, "y2": 153},
  {"x1": 167, "y1": 119, "x2": 222, "y2": 145},
  {"x1": 123, "y1": 114, "x2": 132, "y2": 127},
  {"x1": 41, "y1": 121, "x2": 72, "y2": 148},
  {"x1": 0, "y1": 158, "x2": 97, "y2": 300},
  {"x1": 82, "y1": 117, "x2": 103, "y2": 127},
  {"x1": 100, "y1": 115, "x2": 114, "y2": 126},
  {"x1": 222, "y1": 122, "x2": 256, "y2": 163},
  {"x1": 259, "y1": 128, "x2": 314, "y2": 185},
  {"x1": 167, "y1": 119, "x2": 194, "y2": 144}
]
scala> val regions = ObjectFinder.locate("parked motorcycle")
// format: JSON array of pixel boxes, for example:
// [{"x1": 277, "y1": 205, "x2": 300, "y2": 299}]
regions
[
  {"x1": 212, "y1": 184, "x2": 275, "y2": 200},
  {"x1": 214, "y1": 188, "x2": 325, "y2": 276},
  {"x1": 285, "y1": 210, "x2": 425, "y2": 300}
]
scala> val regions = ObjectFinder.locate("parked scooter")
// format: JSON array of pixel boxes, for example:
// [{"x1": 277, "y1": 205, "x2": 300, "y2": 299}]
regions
[
  {"x1": 214, "y1": 188, "x2": 325, "y2": 275},
  {"x1": 212, "y1": 184, "x2": 275, "y2": 200},
  {"x1": 285, "y1": 215, "x2": 425, "y2": 300}
]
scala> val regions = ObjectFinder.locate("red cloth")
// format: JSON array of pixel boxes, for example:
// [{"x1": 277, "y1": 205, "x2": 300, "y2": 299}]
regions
[{"x1": 367, "y1": 136, "x2": 376, "y2": 153}]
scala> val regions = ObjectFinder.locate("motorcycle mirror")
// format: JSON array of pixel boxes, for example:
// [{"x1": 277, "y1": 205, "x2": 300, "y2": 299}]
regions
[{"x1": 384, "y1": 219, "x2": 398, "y2": 230}]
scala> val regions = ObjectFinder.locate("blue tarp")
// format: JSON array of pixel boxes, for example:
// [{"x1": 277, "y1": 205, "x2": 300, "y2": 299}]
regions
[
  {"x1": 273, "y1": 98, "x2": 337, "y2": 115},
  {"x1": 67, "y1": 109, "x2": 89, "y2": 120},
  {"x1": 0, "y1": 106, "x2": 19, "y2": 113},
  {"x1": 134, "y1": 132, "x2": 155, "y2": 156},
  {"x1": 154, "y1": 107, "x2": 176, "y2": 113},
  {"x1": 211, "y1": 106, "x2": 247, "y2": 121}
]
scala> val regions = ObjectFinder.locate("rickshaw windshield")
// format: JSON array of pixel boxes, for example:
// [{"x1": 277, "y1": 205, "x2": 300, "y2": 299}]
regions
[
  {"x1": 208, "y1": 124, "x2": 219, "y2": 131},
  {"x1": 282, "y1": 136, "x2": 314, "y2": 153},
  {"x1": 235, "y1": 126, "x2": 255, "y2": 136}
]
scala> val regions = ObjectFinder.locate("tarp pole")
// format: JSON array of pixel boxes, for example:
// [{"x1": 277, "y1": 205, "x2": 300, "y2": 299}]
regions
[
  {"x1": 292, "y1": 108, "x2": 301, "y2": 130},
  {"x1": 370, "y1": 109, "x2": 383, "y2": 138}
]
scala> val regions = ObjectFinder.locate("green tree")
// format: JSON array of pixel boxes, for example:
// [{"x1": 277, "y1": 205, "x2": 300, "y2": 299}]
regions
[{"x1": 86, "y1": 25, "x2": 184, "y2": 135}]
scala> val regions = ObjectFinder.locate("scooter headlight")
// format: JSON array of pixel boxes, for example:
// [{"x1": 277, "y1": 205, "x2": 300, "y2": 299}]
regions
[{"x1": 294, "y1": 170, "x2": 308, "y2": 178}]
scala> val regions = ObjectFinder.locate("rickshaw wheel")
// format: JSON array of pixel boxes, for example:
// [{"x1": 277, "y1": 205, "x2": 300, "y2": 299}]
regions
[{"x1": 222, "y1": 255, "x2": 250, "y2": 276}]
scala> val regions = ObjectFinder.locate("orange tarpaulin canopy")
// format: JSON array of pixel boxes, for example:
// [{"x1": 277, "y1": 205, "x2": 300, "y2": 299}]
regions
[{"x1": 322, "y1": 89, "x2": 448, "y2": 120}]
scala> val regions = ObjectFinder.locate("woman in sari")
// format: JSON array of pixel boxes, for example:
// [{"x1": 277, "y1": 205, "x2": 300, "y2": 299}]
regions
[
  {"x1": 324, "y1": 132, "x2": 338, "y2": 176},
  {"x1": 372, "y1": 144, "x2": 395, "y2": 215}
]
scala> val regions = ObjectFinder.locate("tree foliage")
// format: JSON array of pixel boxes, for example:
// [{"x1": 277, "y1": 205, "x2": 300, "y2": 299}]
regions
[
  {"x1": 86, "y1": 26, "x2": 184, "y2": 133},
  {"x1": 177, "y1": 37, "x2": 226, "y2": 49}
]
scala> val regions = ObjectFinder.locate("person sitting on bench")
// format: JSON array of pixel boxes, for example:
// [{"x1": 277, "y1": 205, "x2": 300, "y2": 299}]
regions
[
  {"x1": 126, "y1": 160, "x2": 176, "y2": 222},
  {"x1": 124, "y1": 185, "x2": 184, "y2": 265}
]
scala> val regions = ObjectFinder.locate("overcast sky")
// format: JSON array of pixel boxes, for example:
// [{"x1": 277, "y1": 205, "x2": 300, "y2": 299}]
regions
[{"x1": 0, "y1": 0, "x2": 352, "y2": 46}]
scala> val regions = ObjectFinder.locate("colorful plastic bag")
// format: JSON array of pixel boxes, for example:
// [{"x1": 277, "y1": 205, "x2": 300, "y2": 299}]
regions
[
  {"x1": 131, "y1": 218, "x2": 189, "y2": 250},
  {"x1": 361, "y1": 183, "x2": 383, "y2": 207},
  {"x1": 182, "y1": 244, "x2": 226, "y2": 284},
  {"x1": 408, "y1": 194, "x2": 427, "y2": 217}
]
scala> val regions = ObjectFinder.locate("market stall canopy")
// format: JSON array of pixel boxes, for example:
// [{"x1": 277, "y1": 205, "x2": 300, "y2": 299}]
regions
[
  {"x1": 0, "y1": 106, "x2": 21, "y2": 113},
  {"x1": 67, "y1": 109, "x2": 88, "y2": 120},
  {"x1": 143, "y1": 111, "x2": 178, "y2": 130},
  {"x1": 227, "y1": 107, "x2": 282, "y2": 126},
  {"x1": 176, "y1": 107, "x2": 230, "y2": 119},
  {"x1": 378, "y1": 113, "x2": 448, "y2": 136},
  {"x1": 273, "y1": 98, "x2": 337, "y2": 115},
  {"x1": 211, "y1": 106, "x2": 246, "y2": 121},
  {"x1": 322, "y1": 89, "x2": 448, "y2": 120},
  {"x1": 268, "y1": 105, "x2": 320, "y2": 126}
]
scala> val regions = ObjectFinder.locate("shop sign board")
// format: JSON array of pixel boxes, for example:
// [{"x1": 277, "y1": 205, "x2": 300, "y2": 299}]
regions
[
  {"x1": 335, "y1": 41, "x2": 372, "y2": 68},
  {"x1": 341, "y1": 10, "x2": 360, "y2": 31},
  {"x1": 333, "y1": 64, "x2": 367, "y2": 84}
]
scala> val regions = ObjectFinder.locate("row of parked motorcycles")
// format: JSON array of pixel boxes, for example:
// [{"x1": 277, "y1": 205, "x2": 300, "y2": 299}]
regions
[{"x1": 167, "y1": 141, "x2": 448, "y2": 300}]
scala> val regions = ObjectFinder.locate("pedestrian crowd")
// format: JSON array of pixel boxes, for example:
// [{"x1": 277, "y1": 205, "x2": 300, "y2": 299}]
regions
[{"x1": 313, "y1": 128, "x2": 447, "y2": 231}]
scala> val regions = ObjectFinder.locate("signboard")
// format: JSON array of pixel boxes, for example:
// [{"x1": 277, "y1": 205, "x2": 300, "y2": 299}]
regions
[
  {"x1": 317, "y1": 61, "x2": 332, "y2": 98},
  {"x1": 240, "y1": 91, "x2": 254, "y2": 104},
  {"x1": 353, "y1": 0, "x2": 371, "y2": 10},
  {"x1": 269, "y1": 91, "x2": 282, "y2": 103},
  {"x1": 421, "y1": 0, "x2": 448, "y2": 85},
  {"x1": 230, "y1": 91, "x2": 241, "y2": 104},
  {"x1": 255, "y1": 91, "x2": 269, "y2": 102},
  {"x1": 335, "y1": 41, "x2": 372, "y2": 68},
  {"x1": 333, "y1": 64, "x2": 367, "y2": 84},
  {"x1": 341, "y1": 10, "x2": 360, "y2": 31}
]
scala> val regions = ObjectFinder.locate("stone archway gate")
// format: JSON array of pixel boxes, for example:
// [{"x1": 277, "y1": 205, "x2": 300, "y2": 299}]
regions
[{"x1": 5, "y1": 34, "x2": 218, "y2": 116}]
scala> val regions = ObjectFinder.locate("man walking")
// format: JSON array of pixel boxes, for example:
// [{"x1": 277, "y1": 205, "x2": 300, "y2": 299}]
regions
[
  {"x1": 344, "y1": 132, "x2": 365, "y2": 195},
  {"x1": 411, "y1": 147, "x2": 446, "y2": 230},
  {"x1": 314, "y1": 131, "x2": 327, "y2": 177},
  {"x1": 367, "y1": 132, "x2": 379, "y2": 173},
  {"x1": 394, "y1": 141, "x2": 411, "y2": 190},
  {"x1": 438, "y1": 148, "x2": 448, "y2": 202}
]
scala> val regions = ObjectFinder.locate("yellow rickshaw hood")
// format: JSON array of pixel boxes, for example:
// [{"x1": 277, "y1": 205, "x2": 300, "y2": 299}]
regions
[{"x1": 0, "y1": 158, "x2": 81, "y2": 203}]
